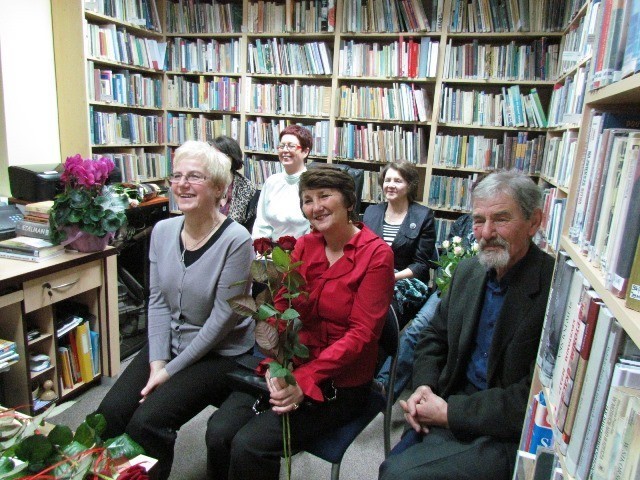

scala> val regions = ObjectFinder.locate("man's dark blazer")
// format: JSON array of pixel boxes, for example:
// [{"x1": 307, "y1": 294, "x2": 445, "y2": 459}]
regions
[
  {"x1": 412, "y1": 243, "x2": 554, "y2": 442},
  {"x1": 363, "y1": 202, "x2": 436, "y2": 283}
]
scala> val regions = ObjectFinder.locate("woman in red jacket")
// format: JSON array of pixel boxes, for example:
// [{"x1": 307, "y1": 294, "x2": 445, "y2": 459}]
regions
[{"x1": 206, "y1": 165, "x2": 395, "y2": 480}]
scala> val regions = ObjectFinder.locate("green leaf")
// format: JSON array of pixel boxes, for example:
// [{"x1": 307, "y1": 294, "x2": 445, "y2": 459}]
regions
[
  {"x1": 73, "y1": 422, "x2": 96, "y2": 448},
  {"x1": 268, "y1": 362, "x2": 289, "y2": 379},
  {"x1": 280, "y1": 308, "x2": 299, "y2": 321},
  {"x1": 85, "y1": 413, "x2": 107, "y2": 437},
  {"x1": 283, "y1": 371, "x2": 297, "y2": 386},
  {"x1": 14, "y1": 435, "x2": 53, "y2": 466},
  {"x1": 104, "y1": 433, "x2": 145, "y2": 460},
  {"x1": 271, "y1": 246, "x2": 291, "y2": 270},
  {"x1": 293, "y1": 343, "x2": 309, "y2": 359},
  {"x1": 284, "y1": 271, "x2": 306, "y2": 291},
  {"x1": 47, "y1": 425, "x2": 73, "y2": 447},
  {"x1": 256, "y1": 303, "x2": 279, "y2": 321},
  {"x1": 250, "y1": 260, "x2": 269, "y2": 283}
]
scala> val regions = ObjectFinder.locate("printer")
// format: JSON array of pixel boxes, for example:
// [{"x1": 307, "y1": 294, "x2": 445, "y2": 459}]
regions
[{"x1": 8, "y1": 164, "x2": 63, "y2": 202}]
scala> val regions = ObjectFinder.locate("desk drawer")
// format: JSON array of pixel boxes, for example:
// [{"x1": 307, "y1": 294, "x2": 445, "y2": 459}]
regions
[{"x1": 23, "y1": 261, "x2": 103, "y2": 313}]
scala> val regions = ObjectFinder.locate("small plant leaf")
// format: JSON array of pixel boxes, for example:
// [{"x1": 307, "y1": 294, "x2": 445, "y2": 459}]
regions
[
  {"x1": 73, "y1": 422, "x2": 96, "y2": 448},
  {"x1": 271, "y1": 246, "x2": 291, "y2": 270},
  {"x1": 293, "y1": 343, "x2": 309, "y2": 359},
  {"x1": 47, "y1": 425, "x2": 73, "y2": 447},
  {"x1": 104, "y1": 433, "x2": 145, "y2": 460},
  {"x1": 228, "y1": 295, "x2": 258, "y2": 317},
  {"x1": 255, "y1": 321, "x2": 279, "y2": 350},
  {"x1": 85, "y1": 413, "x2": 107, "y2": 437},
  {"x1": 14, "y1": 434, "x2": 53, "y2": 467},
  {"x1": 280, "y1": 308, "x2": 299, "y2": 321},
  {"x1": 256, "y1": 303, "x2": 279, "y2": 321}
]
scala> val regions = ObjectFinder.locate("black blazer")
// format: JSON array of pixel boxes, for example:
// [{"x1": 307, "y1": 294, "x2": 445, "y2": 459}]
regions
[
  {"x1": 363, "y1": 202, "x2": 436, "y2": 283},
  {"x1": 412, "y1": 243, "x2": 554, "y2": 442}
]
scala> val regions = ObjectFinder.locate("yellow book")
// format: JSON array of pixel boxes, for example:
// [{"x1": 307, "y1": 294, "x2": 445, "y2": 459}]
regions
[
  {"x1": 57, "y1": 347, "x2": 73, "y2": 389},
  {"x1": 75, "y1": 322, "x2": 94, "y2": 383}
]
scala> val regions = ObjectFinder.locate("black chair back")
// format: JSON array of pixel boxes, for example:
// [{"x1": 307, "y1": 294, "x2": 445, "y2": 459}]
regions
[{"x1": 307, "y1": 162, "x2": 365, "y2": 214}]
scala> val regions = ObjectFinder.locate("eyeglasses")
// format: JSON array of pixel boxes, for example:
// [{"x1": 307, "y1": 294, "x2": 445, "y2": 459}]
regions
[
  {"x1": 277, "y1": 143, "x2": 302, "y2": 151},
  {"x1": 168, "y1": 172, "x2": 208, "y2": 184}
]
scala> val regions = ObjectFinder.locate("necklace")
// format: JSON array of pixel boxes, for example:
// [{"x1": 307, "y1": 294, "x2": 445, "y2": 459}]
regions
[{"x1": 180, "y1": 218, "x2": 221, "y2": 264}]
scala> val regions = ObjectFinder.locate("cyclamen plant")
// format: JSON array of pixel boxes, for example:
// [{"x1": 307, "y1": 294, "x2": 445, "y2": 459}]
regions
[
  {"x1": 434, "y1": 236, "x2": 479, "y2": 294},
  {"x1": 50, "y1": 155, "x2": 129, "y2": 245},
  {"x1": 228, "y1": 235, "x2": 308, "y2": 480}
]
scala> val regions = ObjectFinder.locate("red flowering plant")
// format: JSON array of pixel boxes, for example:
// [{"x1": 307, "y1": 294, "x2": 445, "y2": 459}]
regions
[
  {"x1": 50, "y1": 155, "x2": 129, "y2": 246},
  {"x1": 0, "y1": 403, "x2": 147, "y2": 479},
  {"x1": 228, "y1": 235, "x2": 308, "y2": 479}
]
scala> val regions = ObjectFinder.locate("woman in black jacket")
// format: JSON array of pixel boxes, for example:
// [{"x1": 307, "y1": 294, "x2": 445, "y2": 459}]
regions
[{"x1": 363, "y1": 161, "x2": 436, "y2": 288}]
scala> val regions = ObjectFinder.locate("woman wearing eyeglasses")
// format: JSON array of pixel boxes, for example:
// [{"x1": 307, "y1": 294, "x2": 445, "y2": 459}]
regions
[
  {"x1": 96, "y1": 141, "x2": 255, "y2": 480},
  {"x1": 251, "y1": 124, "x2": 312, "y2": 240}
]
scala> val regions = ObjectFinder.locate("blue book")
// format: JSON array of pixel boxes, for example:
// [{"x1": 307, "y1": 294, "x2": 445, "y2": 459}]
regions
[{"x1": 90, "y1": 330, "x2": 100, "y2": 376}]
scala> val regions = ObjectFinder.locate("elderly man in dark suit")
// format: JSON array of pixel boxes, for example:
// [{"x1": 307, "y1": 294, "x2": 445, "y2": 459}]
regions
[{"x1": 379, "y1": 170, "x2": 554, "y2": 480}]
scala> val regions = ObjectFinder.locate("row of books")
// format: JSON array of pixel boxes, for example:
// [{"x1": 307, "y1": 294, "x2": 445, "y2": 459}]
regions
[
  {"x1": 85, "y1": 0, "x2": 161, "y2": 33},
  {"x1": 88, "y1": 64, "x2": 163, "y2": 109},
  {"x1": 427, "y1": 173, "x2": 478, "y2": 211},
  {"x1": 247, "y1": 39, "x2": 333, "y2": 76},
  {"x1": 568, "y1": 111, "x2": 640, "y2": 300},
  {"x1": 439, "y1": 85, "x2": 548, "y2": 128},
  {"x1": 247, "y1": 0, "x2": 336, "y2": 33},
  {"x1": 243, "y1": 156, "x2": 285, "y2": 188},
  {"x1": 590, "y1": 0, "x2": 639, "y2": 90},
  {"x1": 85, "y1": 21, "x2": 166, "y2": 71},
  {"x1": 247, "y1": 80, "x2": 332, "y2": 117},
  {"x1": 245, "y1": 118, "x2": 330, "y2": 156},
  {"x1": 434, "y1": 217, "x2": 456, "y2": 246},
  {"x1": 442, "y1": 38, "x2": 559, "y2": 81},
  {"x1": 448, "y1": 0, "x2": 566, "y2": 33},
  {"x1": 333, "y1": 122, "x2": 427, "y2": 164},
  {"x1": 535, "y1": 251, "x2": 640, "y2": 479},
  {"x1": 338, "y1": 37, "x2": 439, "y2": 79},
  {"x1": 432, "y1": 131, "x2": 546, "y2": 174},
  {"x1": 57, "y1": 321, "x2": 100, "y2": 390},
  {"x1": 0, "y1": 338, "x2": 18, "y2": 372},
  {"x1": 167, "y1": 113, "x2": 240, "y2": 145},
  {"x1": 539, "y1": 130, "x2": 578, "y2": 190},
  {"x1": 90, "y1": 109, "x2": 164, "y2": 146},
  {"x1": 336, "y1": 83, "x2": 432, "y2": 122},
  {"x1": 165, "y1": 37, "x2": 241, "y2": 74},
  {"x1": 165, "y1": 0, "x2": 242, "y2": 34},
  {"x1": 361, "y1": 170, "x2": 383, "y2": 203},
  {"x1": 553, "y1": 1, "x2": 598, "y2": 79},
  {"x1": 546, "y1": 63, "x2": 589, "y2": 128},
  {"x1": 97, "y1": 150, "x2": 168, "y2": 182},
  {"x1": 166, "y1": 75, "x2": 241, "y2": 112},
  {"x1": 341, "y1": 0, "x2": 441, "y2": 33}
]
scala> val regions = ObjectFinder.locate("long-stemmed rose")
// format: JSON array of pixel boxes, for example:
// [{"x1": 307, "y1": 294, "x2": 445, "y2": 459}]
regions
[{"x1": 228, "y1": 236, "x2": 308, "y2": 479}]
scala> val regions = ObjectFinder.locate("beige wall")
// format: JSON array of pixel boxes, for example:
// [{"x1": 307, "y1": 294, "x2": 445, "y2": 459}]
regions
[{"x1": 0, "y1": 0, "x2": 61, "y2": 198}]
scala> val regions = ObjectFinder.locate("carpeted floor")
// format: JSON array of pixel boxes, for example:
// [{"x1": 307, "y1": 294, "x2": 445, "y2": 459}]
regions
[{"x1": 48, "y1": 355, "x2": 407, "y2": 480}]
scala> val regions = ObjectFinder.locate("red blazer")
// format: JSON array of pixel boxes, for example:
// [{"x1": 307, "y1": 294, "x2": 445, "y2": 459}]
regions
[{"x1": 273, "y1": 224, "x2": 394, "y2": 402}]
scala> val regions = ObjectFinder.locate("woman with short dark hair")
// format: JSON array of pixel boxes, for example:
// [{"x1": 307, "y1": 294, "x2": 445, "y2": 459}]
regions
[
  {"x1": 206, "y1": 165, "x2": 395, "y2": 480},
  {"x1": 251, "y1": 124, "x2": 313, "y2": 239}
]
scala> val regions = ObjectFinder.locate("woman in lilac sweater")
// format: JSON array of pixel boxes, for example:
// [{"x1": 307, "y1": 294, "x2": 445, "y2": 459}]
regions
[{"x1": 96, "y1": 141, "x2": 254, "y2": 480}]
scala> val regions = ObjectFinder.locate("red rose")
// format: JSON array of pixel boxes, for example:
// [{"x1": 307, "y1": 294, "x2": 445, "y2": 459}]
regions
[
  {"x1": 253, "y1": 237, "x2": 273, "y2": 255},
  {"x1": 277, "y1": 236, "x2": 296, "y2": 251},
  {"x1": 117, "y1": 464, "x2": 149, "y2": 480}
]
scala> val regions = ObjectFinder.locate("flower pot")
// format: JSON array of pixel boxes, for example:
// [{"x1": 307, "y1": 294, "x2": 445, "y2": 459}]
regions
[{"x1": 62, "y1": 226, "x2": 114, "y2": 253}]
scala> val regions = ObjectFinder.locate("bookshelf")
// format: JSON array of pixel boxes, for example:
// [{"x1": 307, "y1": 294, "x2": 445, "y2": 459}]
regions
[
  {"x1": 52, "y1": 0, "x2": 576, "y2": 235},
  {"x1": 0, "y1": 250, "x2": 119, "y2": 416},
  {"x1": 517, "y1": 0, "x2": 640, "y2": 476}
]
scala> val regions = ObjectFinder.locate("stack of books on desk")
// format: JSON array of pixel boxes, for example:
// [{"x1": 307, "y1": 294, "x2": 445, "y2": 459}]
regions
[
  {"x1": 0, "y1": 236, "x2": 64, "y2": 262},
  {"x1": 16, "y1": 200, "x2": 53, "y2": 240},
  {"x1": 0, "y1": 338, "x2": 19, "y2": 372}
]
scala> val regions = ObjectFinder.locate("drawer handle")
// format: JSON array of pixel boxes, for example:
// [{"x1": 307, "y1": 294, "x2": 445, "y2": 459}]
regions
[{"x1": 42, "y1": 279, "x2": 80, "y2": 297}]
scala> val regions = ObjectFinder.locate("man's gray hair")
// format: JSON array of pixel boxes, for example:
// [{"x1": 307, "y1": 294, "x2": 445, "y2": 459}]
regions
[{"x1": 472, "y1": 170, "x2": 542, "y2": 219}]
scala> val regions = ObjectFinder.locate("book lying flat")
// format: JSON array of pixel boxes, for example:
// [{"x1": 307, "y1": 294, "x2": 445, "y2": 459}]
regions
[
  {"x1": 0, "y1": 236, "x2": 63, "y2": 256},
  {"x1": 0, "y1": 249, "x2": 65, "y2": 263}
]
